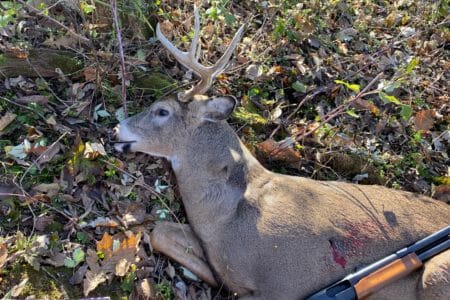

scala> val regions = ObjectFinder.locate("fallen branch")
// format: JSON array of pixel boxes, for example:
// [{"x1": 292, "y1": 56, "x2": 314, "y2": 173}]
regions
[
  {"x1": 278, "y1": 72, "x2": 384, "y2": 151},
  {"x1": 110, "y1": 0, "x2": 128, "y2": 117}
]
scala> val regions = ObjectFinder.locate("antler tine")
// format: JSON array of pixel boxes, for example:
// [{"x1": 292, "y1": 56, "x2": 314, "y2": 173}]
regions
[
  {"x1": 210, "y1": 24, "x2": 245, "y2": 78},
  {"x1": 189, "y1": 6, "x2": 201, "y2": 61},
  {"x1": 156, "y1": 6, "x2": 244, "y2": 102}
]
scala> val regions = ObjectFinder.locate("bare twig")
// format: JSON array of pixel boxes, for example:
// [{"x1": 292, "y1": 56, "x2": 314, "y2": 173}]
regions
[
  {"x1": 277, "y1": 72, "x2": 384, "y2": 151},
  {"x1": 0, "y1": 192, "x2": 27, "y2": 198},
  {"x1": 269, "y1": 86, "x2": 330, "y2": 139},
  {"x1": 17, "y1": 0, "x2": 90, "y2": 45},
  {"x1": 110, "y1": 0, "x2": 128, "y2": 117},
  {"x1": 100, "y1": 158, "x2": 181, "y2": 220},
  {"x1": 0, "y1": 96, "x2": 46, "y2": 120},
  {"x1": 26, "y1": 58, "x2": 70, "y2": 107}
]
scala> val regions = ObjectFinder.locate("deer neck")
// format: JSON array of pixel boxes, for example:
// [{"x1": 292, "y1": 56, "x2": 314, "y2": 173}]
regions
[{"x1": 171, "y1": 122, "x2": 266, "y2": 240}]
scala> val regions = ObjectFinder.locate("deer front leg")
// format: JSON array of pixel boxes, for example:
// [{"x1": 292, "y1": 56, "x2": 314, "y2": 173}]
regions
[
  {"x1": 419, "y1": 250, "x2": 450, "y2": 300},
  {"x1": 150, "y1": 221, "x2": 218, "y2": 287}
]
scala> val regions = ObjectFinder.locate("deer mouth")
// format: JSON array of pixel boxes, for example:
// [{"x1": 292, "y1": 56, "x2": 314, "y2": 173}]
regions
[
  {"x1": 112, "y1": 140, "x2": 136, "y2": 153},
  {"x1": 112, "y1": 124, "x2": 137, "y2": 153}
]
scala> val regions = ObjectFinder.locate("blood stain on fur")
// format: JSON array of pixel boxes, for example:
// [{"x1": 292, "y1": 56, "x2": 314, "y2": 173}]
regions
[{"x1": 329, "y1": 239, "x2": 347, "y2": 268}]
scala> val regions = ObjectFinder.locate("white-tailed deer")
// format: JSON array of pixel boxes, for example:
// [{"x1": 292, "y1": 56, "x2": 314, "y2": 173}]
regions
[{"x1": 114, "y1": 7, "x2": 450, "y2": 299}]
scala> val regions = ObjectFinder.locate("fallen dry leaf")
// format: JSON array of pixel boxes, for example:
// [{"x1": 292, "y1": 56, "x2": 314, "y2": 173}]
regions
[
  {"x1": 115, "y1": 258, "x2": 131, "y2": 276},
  {"x1": 82, "y1": 232, "x2": 142, "y2": 295},
  {"x1": 84, "y1": 142, "x2": 107, "y2": 159},
  {"x1": 36, "y1": 142, "x2": 62, "y2": 167},
  {"x1": 0, "y1": 112, "x2": 16, "y2": 132},
  {"x1": 131, "y1": 278, "x2": 157, "y2": 300},
  {"x1": 97, "y1": 231, "x2": 141, "y2": 274},
  {"x1": 43, "y1": 251, "x2": 67, "y2": 267},
  {"x1": 354, "y1": 99, "x2": 379, "y2": 114},
  {"x1": 25, "y1": 193, "x2": 51, "y2": 204},
  {"x1": 256, "y1": 139, "x2": 302, "y2": 164},
  {"x1": 10, "y1": 277, "x2": 29, "y2": 297},
  {"x1": 432, "y1": 185, "x2": 450, "y2": 203},
  {"x1": 32, "y1": 183, "x2": 60, "y2": 198},
  {"x1": 27, "y1": 126, "x2": 43, "y2": 141},
  {"x1": 42, "y1": 34, "x2": 79, "y2": 49},
  {"x1": 86, "y1": 248, "x2": 100, "y2": 272},
  {"x1": 414, "y1": 109, "x2": 435, "y2": 132},
  {"x1": 70, "y1": 264, "x2": 88, "y2": 285},
  {"x1": 83, "y1": 216, "x2": 120, "y2": 228},
  {"x1": 159, "y1": 20, "x2": 174, "y2": 39},
  {"x1": 35, "y1": 215, "x2": 54, "y2": 232},
  {"x1": 117, "y1": 202, "x2": 147, "y2": 227},
  {"x1": 16, "y1": 95, "x2": 49, "y2": 105},
  {"x1": 8, "y1": 46, "x2": 28, "y2": 59},
  {"x1": 83, "y1": 66, "x2": 98, "y2": 82},
  {"x1": 0, "y1": 243, "x2": 7, "y2": 268},
  {"x1": 83, "y1": 269, "x2": 107, "y2": 296}
]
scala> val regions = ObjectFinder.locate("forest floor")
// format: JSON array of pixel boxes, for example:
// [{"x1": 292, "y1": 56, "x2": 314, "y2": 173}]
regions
[{"x1": 0, "y1": 0, "x2": 449, "y2": 299}]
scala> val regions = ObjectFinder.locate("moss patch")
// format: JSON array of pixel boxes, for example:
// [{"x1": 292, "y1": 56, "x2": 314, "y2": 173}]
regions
[
  {"x1": 133, "y1": 72, "x2": 176, "y2": 96},
  {"x1": 0, "y1": 263, "x2": 64, "y2": 299}
]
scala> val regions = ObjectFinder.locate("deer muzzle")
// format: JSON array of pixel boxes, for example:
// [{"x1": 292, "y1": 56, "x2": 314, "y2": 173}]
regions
[{"x1": 112, "y1": 123, "x2": 137, "y2": 153}]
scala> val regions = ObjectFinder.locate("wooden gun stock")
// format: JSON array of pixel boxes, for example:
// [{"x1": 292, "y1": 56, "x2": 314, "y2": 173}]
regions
[
  {"x1": 307, "y1": 226, "x2": 450, "y2": 300},
  {"x1": 354, "y1": 253, "x2": 423, "y2": 299}
]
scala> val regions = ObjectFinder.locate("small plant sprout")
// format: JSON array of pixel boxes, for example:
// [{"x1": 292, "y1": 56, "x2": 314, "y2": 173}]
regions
[{"x1": 93, "y1": 103, "x2": 111, "y2": 121}]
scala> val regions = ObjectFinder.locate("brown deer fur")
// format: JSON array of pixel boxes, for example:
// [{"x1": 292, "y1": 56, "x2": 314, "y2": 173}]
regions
[
  {"x1": 114, "y1": 96, "x2": 450, "y2": 299},
  {"x1": 114, "y1": 8, "x2": 449, "y2": 298}
]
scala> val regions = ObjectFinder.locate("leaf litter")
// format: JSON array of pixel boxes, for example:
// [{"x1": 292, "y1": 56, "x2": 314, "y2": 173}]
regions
[{"x1": 0, "y1": 0, "x2": 449, "y2": 299}]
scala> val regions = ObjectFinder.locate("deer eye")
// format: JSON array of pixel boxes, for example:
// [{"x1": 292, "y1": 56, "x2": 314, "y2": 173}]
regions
[{"x1": 155, "y1": 108, "x2": 169, "y2": 117}]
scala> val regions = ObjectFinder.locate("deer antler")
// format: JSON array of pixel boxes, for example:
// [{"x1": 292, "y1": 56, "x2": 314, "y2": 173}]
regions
[{"x1": 156, "y1": 6, "x2": 244, "y2": 102}]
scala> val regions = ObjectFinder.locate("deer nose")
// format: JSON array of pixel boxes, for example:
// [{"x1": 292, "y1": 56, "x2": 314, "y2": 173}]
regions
[{"x1": 113, "y1": 125, "x2": 120, "y2": 138}]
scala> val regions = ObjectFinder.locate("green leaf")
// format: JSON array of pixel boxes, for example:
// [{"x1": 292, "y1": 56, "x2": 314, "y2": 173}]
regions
[
  {"x1": 76, "y1": 232, "x2": 89, "y2": 244},
  {"x1": 64, "y1": 257, "x2": 76, "y2": 268},
  {"x1": 405, "y1": 57, "x2": 419, "y2": 74},
  {"x1": 248, "y1": 87, "x2": 261, "y2": 97},
  {"x1": 400, "y1": 105, "x2": 412, "y2": 120},
  {"x1": 292, "y1": 81, "x2": 307, "y2": 93},
  {"x1": 120, "y1": 269, "x2": 137, "y2": 293},
  {"x1": 135, "y1": 49, "x2": 146, "y2": 61},
  {"x1": 346, "y1": 109, "x2": 360, "y2": 118},
  {"x1": 205, "y1": 7, "x2": 218, "y2": 20},
  {"x1": 156, "y1": 209, "x2": 169, "y2": 220},
  {"x1": 379, "y1": 92, "x2": 401, "y2": 105},
  {"x1": 80, "y1": 1, "x2": 95, "y2": 14},
  {"x1": 334, "y1": 80, "x2": 360, "y2": 93},
  {"x1": 1, "y1": 1, "x2": 15, "y2": 9},
  {"x1": 96, "y1": 110, "x2": 111, "y2": 118},
  {"x1": 232, "y1": 107, "x2": 267, "y2": 125},
  {"x1": 0, "y1": 15, "x2": 13, "y2": 27},
  {"x1": 72, "y1": 248, "x2": 85, "y2": 265},
  {"x1": 383, "y1": 81, "x2": 401, "y2": 93},
  {"x1": 224, "y1": 13, "x2": 236, "y2": 25},
  {"x1": 5, "y1": 140, "x2": 31, "y2": 159},
  {"x1": 115, "y1": 107, "x2": 125, "y2": 122},
  {"x1": 412, "y1": 131, "x2": 422, "y2": 142}
]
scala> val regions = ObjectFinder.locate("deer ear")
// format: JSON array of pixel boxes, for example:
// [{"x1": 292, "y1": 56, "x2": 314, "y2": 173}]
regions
[{"x1": 199, "y1": 96, "x2": 236, "y2": 122}]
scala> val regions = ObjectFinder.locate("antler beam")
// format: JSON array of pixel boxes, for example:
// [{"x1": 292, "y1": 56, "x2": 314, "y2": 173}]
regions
[{"x1": 156, "y1": 6, "x2": 244, "y2": 102}]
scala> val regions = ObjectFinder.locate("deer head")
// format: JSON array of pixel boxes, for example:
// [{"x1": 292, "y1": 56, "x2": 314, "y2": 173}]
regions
[{"x1": 114, "y1": 6, "x2": 244, "y2": 161}]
